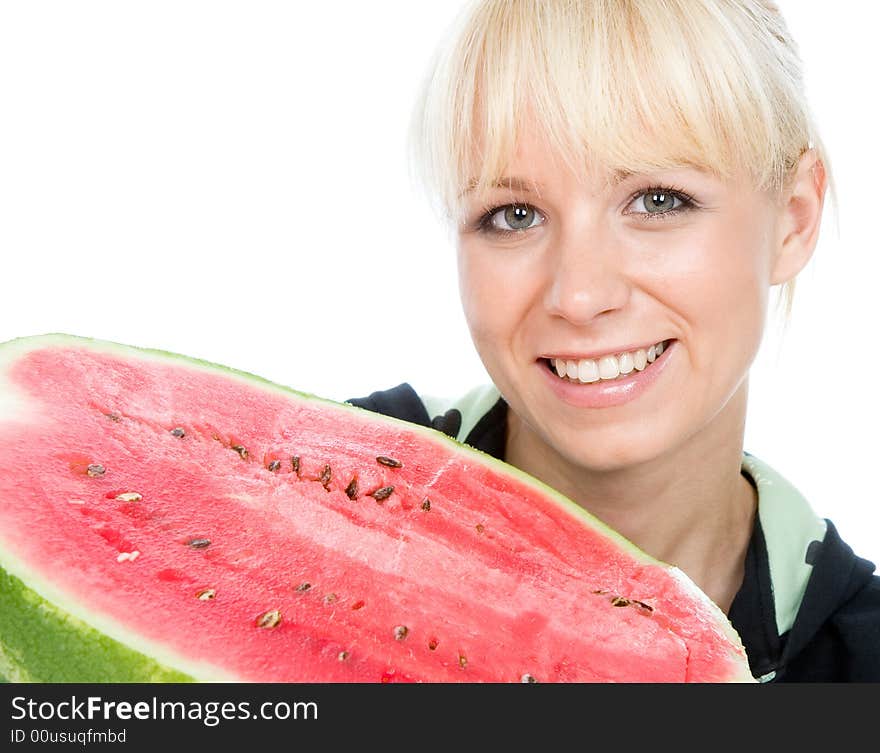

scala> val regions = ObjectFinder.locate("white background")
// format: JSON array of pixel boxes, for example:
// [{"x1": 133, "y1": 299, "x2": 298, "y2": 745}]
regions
[{"x1": 1, "y1": 1, "x2": 878, "y2": 563}]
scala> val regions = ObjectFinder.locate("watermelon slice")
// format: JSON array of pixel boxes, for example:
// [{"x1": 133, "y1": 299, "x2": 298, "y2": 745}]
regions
[{"x1": 0, "y1": 334, "x2": 753, "y2": 682}]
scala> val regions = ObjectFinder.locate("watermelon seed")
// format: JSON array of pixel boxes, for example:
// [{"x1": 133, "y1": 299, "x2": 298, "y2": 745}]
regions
[
  {"x1": 231, "y1": 445, "x2": 248, "y2": 460},
  {"x1": 170, "y1": 427, "x2": 186, "y2": 438},
  {"x1": 256, "y1": 610, "x2": 282, "y2": 629},
  {"x1": 428, "y1": 638, "x2": 439, "y2": 651},
  {"x1": 394, "y1": 625, "x2": 409, "y2": 641},
  {"x1": 344, "y1": 477, "x2": 359, "y2": 500},
  {"x1": 592, "y1": 589, "x2": 608, "y2": 595},
  {"x1": 115, "y1": 492, "x2": 142, "y2": 503},
  {"x1": 105, "y1": 412, "x2": 121, "y2": 422},
  {"x1": 338, "y1": 651, "x2": 349, "y2": 661},
  {"x1": 295, "y1": 582, "x2": 312, "y2": 592},
  {"x1": 86, "y1": 464, "x2": 106, "y2": 477},
  {"x1": 186, "y1": 537, "x2": 211, "y2": 549},
  {"x1": 116, "y1": 550, "x2": 140, "y2": 563},
  {"x1": 319, "y1": 465, "x2": 332, "y2": 490},
  {"x1": 475, "y1": 523, "x2": 485, "y2": 534},
  {"x1": 351, "y1": 600, "x2": 365, "y2": 610},
  {"x1": 521, "y1": 674, "x2": 538, "y2": 683},
  {"x1": 324, "y1": 593, "x2": 338, "y2": 605},
  {"x1": 611, "y1": 597, "x2": 631, "y2": 607},
  {"x1": 633, "y1": 600, "x2": 654, "y2": 613},
  {"x1": 291, "y1": 456, "x2": 301, "y2": 476},
  {"x1": 268, "y1": 460, "x2": 281, "y2": 472},
  {"x1": 196, "y1": 588, "x2": 216, "y2": 600},
  {"x1": 370, "y1": 486, "x2": 394, "y2": 503},
  {"x1": 376, "y1": 455, "x2": 403, "y2": 469},
  {"x1": 458, "y1": 653, "x2": 468, "y2": 669},
  {"x1": 421, "y1": 497, "x2": 431, "y2": 511}
]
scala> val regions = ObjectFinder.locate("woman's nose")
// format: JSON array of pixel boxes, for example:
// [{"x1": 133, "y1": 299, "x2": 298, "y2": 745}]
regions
[{"x1": 542, "y1": 224, "x2": 632, "y2": 326}]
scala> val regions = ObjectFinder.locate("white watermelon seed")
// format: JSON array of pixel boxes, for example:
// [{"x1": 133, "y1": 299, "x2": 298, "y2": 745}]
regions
[
  {"x1": 115, "y1": 492, "x2": 142, "y2": 502},
  {"x1": 394, "y1": 625, "x2": 409, "y2": 641},
  {"x1": 256, "y1": 610, "x2": 282, "y2": 629}
]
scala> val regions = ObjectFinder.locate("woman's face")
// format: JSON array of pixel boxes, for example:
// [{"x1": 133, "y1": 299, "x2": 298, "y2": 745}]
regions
[{"x1": 457, "y1": 125, "x2": 786, "y2": 471}]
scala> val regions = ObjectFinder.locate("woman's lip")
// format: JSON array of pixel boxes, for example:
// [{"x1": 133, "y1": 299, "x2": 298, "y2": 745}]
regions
[{"x1": 538, "y1": 340, "x2": 677, "y2": 409}]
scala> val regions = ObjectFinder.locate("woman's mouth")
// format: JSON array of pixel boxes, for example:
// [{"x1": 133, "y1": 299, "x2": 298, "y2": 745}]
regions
[
  {"x1": 542, "y1": 339, "x2": 673, "y2": 384},
  {"x1": 538, "y1": 340, "x2": 677, "y2": 409}
]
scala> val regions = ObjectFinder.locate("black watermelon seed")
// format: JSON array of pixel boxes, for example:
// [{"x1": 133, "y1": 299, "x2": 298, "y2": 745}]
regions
[
  {"x1": 521, "y1": 674, "x2": 538, "y2": 683},
  {"x1": 319, "y1": 464, "x2": 332, "y2": 490},
  {"x1": 344, "y1": 477, "x2": 359, "y2": 500},
  {"x1": 338, "y1": 651, "x2": 349, "y2": 661},
  {"x1": 256, "y1": 610, "x2": 282, "y2": 629},
  {"x1": 231, "y1": 445, "x2": 248, "y2": 459},
  {"x1": 611, "y1": 597, "x2": 631, "y2": 607},
  {"x1": 105, "y1": 413, "x2": 121, "y2": 422},
  {"x1": 86, "y1": 464, "x2": 105, "y2": 477},
  {"x1": 170, "y1": 427, "x2": 186, "y2": 438},
  {"x1": 268, "y1": 460, "x2": 281, "y2": 472},
  {"x1": 186, "y1": 537, "x2": 211, "y2": 549},
  {"x1": 291, "y1": 456, "x2": 301, "y2": 475},
  {"x1": 196, "y1": 588, "x2": 216, "y2": 601},
  {"x1": 633, "y1": 600, "x2": 654, "y2": 612},
  {"x1": 428, "y1": 638, "x2": 439, "y2": 651},
  {"x1": 370, "y1": 486, "x2": 394, "y2": 503},
  {"x1": 421, "y1": 497, "x2": 431, "y2": 511},
  {"x1": 295, "y1": 582, "x2": 312, "y2": 592},
  {"x1": 376, "y1": 456, "x2": 403, "y2": 469},
  {"x1": 394, "y1": 625, "x2": 409, "y2": 641}
]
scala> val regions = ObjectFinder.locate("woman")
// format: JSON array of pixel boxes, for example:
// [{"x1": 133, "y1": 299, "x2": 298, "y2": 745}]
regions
[{"x1": 348, "y1": 0, "x2": 879, "y2": 681}]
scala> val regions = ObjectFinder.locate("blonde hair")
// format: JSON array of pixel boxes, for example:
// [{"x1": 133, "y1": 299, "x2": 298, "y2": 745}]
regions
[{"x1": 408, "y1": 0, "x2": 832, "y2": 326}]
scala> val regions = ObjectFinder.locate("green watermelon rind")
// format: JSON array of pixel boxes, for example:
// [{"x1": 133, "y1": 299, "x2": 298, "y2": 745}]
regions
[{"x1": 0, "y1": 332, "x2": 754, "y2": 683}]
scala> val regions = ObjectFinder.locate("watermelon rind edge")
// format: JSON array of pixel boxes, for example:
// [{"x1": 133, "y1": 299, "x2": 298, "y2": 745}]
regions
[{"x1": 0, "y1": 332, "x2": 755, "y2": 682}]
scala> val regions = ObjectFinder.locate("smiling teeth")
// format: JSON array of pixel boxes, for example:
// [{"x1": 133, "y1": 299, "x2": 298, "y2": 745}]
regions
[{"x1": 553, "y1": 340, "x2": 669, "y2": 383}]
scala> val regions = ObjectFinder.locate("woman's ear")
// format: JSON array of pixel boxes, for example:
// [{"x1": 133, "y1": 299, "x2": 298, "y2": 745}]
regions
[{"x1": 770, "y1": 148, "x2": 828, "y2": 285}]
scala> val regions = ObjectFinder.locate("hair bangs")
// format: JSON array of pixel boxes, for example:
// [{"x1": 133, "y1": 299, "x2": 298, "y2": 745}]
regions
[{"x1": 410, "y1": 0, "x2": 820, "y2": 229}]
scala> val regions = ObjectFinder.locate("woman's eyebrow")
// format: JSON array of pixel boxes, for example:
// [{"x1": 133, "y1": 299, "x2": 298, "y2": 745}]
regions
[
  {"x1": 466, "y1": 170, "x2": 675, "y2": 192},
  {"x1": 462, "y1": 176, "x2": 542, "y2": 195}
]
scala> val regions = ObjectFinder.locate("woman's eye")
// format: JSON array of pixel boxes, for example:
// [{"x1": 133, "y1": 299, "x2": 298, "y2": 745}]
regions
[
  {"x1": 482, "y1": 204, "x2": 544, "y2": 233},
  {"x1": 627, "y1": 190, "x2": 686, "y2": 215}
]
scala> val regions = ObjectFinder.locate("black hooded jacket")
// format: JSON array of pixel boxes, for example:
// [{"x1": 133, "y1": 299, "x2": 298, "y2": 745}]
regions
[{"x1": 347, "y1": 382, "x2": 880, "y2": 682}]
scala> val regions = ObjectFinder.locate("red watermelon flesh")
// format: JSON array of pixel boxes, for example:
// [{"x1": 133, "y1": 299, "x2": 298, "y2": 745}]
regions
[{"x1": 0, "y1": 334, "x2": 753, "y2": 682}]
